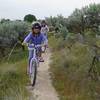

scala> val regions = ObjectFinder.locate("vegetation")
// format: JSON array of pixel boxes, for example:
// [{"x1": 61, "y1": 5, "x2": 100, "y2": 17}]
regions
[
  {"x1": 46, "y1": 3, "x2": 100, "y2": 36},
  {"x1": 24, "y1": 14, "x2": 37, "y2": 23},
  {"x1": 49, "y1": 34, "x2": 100, "y2": 100},
  {"x1": 48, "y1": 3, "x2": 100, "y2": 100},
  {"x1": 0, "y1": 48, "x2": 31, "y2": 100},
  {"x1": 0, "y1": 20, "x2": 30, "y2": 59},
  {"x1": 0, "y1": 19, "x2": 34, "y2": 99},
  {"x1": 0, "y1": 2, "x2": 100, "y2": 100}
]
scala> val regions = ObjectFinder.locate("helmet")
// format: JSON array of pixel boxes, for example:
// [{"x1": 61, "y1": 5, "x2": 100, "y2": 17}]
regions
[
  {"x1": 41, "y1": 20, "x2": 47, "y2": 27},
  {"x1": 32, "y1": 22, "x2": 41, "y2": 30},
  {"x1": 41, "y1": 20, "x2": 46, "y2": 23},
  {"x1": 41, "y1": 20, "x2": 47, "y2": 25}
]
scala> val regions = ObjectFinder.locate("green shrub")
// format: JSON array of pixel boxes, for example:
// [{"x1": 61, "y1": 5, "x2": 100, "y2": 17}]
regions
[
  {"x1": 0, "y1": 21, "x2": 29, "y2": 39},
  {"x1": 0, "y1": 49, "x2": 31, "y2": 100},
  {"x1": 0, "y1": 21, "x2": 30, "y2": 58},
  {"x1": 50, "y1": 36, "x2": 100, "y2": 100}
]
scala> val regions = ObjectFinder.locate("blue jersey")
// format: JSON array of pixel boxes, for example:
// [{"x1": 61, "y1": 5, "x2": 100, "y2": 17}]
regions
[{"x1": 23, "y1": 32, "x2": 45, "y2": 45}]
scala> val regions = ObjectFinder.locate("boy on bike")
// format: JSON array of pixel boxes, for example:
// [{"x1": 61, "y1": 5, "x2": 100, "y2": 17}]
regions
[{"x1": 22, "y1": 22, "x2": 46, "y2": 73}]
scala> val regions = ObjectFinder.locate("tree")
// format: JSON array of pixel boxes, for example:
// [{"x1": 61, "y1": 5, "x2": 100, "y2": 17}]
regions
[
  {"x1": 67, "y1": 3, "x2": 100, "y2": 35},
  {"x1": 0, "y1": 18, "x2": 10, "y2": 23},
  {"x1": 24, "y1": 14, "x2": 37, "y2": 23}
]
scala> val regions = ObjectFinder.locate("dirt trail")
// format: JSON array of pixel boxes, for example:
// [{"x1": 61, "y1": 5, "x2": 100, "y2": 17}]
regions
[{"x1": 30, "y1": 49, "x2": 59, "y2": 100}]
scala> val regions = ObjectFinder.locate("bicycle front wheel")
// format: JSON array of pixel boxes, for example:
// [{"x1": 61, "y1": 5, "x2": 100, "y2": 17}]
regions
[{"x1": 30, "y1": 60, "x2": 37, "y2": 87}]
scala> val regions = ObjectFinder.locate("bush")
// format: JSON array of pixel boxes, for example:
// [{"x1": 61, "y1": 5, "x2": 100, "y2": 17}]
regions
[
  {"x1": 0, "y1": 21, "x2": 30, "y2": 58},
  {"x1": 0, "y1": 49, "x2": 30, "y2": 100},
  {"x1": 50, "y1": 36, "x2": 100, "y2": 100}
]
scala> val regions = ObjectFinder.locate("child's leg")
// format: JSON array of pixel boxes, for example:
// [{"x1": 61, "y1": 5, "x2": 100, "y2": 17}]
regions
[
  {"x1": 37, "y1": 47, "x2": 44, "y2": 62},
  {"x1": 28, "y1": 50, "x2": 33, "y2": 74},
  {"x1": 45, "y1": 34, "x2": 48, "y2": 47}
]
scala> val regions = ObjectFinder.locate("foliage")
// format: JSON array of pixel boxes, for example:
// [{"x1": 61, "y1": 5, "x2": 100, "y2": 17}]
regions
[
  {"x1": 0, "y1": 49, "x2": 31, "y2": 100},
  {"x1": 0, "y1": 21, "x2": 29, "y2": 57},
  {"x1": 0, "y1": 21, "x2": 29, "y2": 42},
  {"x1": 46, "y1": 15, "x2": 68, "y2": 39},
  {"x1": 68, "y1": 3, "x2": 100, "y2": 34},
  {"x1": 47, "y1": 7, "x2": 100, "y2": 88},
  {"x1": 0, "y1": 19, "x2": 10, "y2": 23},
  {"x1": 24, "y1": 14, "x2": 37, "y2": 23},
  {"x1": 49, "y1": 35, "x2": 100, "y2": 100},
  {"x1": 46, "y1": 4, "x2": 100, "y2": 36}
]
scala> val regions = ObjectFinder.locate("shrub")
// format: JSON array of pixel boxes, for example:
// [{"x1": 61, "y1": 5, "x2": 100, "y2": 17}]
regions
[{"x1": 50, "y1": 36, "x2": 100, "y2": 100}]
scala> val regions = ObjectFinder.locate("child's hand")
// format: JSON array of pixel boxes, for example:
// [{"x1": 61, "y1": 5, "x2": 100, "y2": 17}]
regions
[
  {"x1": 22, "y1": 42, "x2": 25, "y2": 46},
  {"x1": 22, "y1": 42, "x2": 29, "y2": 46}
]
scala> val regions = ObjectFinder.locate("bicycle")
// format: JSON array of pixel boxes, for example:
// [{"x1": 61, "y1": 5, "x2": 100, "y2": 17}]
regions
[{"x1": 26, "y1": 43, "x2": 43, "y2": 87}]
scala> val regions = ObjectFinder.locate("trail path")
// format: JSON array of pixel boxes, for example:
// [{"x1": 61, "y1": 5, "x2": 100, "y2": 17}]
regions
[{"x1": 29, "y1": 49, "x2": 59, "y2": 100}]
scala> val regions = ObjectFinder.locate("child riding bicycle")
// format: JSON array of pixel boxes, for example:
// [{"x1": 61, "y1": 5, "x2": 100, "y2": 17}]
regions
[
  {"x1": 22, "y1": 22, "x2": 46, "y2": 73},
  {"x1": 41, "y1": 20, "x2": 49, "y2": 51}
]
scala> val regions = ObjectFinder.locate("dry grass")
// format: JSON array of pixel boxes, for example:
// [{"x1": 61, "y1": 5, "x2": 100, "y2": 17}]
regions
[
  {"x1": 49, "y1": 35, "x2": 100, "y2": 100},
  {"x1": 0, "y1": 50, "x2": 31, "y2": 100}
]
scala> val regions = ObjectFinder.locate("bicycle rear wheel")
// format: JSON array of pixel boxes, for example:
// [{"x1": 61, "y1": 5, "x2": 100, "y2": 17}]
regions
[{"x1": 30, "y1": 61, "x2": 37, "y2": 87}]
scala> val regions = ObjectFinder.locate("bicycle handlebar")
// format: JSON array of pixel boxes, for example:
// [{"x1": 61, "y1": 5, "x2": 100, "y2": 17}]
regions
[
  {"x1": 22, "y1": 42, "x2": 44, "y2": 47},
  {"x1": 22, "y1": 43, "x2": 44, "y2": 51},
  {"x1": 28, "y1": 43, "x2": 43, "y2": 48}
]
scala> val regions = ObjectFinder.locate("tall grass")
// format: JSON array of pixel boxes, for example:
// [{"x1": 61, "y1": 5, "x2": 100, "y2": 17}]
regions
[
  {"x1": 49, "y1": 35, "x2": 100, "y2": 100},
  {"x1": 0, "y1": 49, "x2": 32, "y2": 100}
]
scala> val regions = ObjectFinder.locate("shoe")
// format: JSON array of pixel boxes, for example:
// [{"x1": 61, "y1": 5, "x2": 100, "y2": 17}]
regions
[{"x1": 39, "y1": 57, "x2": 44, "y2": 62}]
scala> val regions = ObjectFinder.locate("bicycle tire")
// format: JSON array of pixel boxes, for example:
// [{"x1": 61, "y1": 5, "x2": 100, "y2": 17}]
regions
[{"x1": 30, "y1": 60, "x2": 37, "y2": 87}]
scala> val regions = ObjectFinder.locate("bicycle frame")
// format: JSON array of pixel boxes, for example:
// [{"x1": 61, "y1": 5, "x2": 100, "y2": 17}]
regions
[{"x1": 28, "y1": 46, "x2": 39, "y2": 74}]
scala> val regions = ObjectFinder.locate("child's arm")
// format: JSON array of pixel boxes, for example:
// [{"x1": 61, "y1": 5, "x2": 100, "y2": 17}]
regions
[
  {"x1": 22, "y1": 33, "x2": 31, "y2": 46},
  {"x1": 41, "y1": 34, "x2": 48, "y2": 45},
  {"x1": 46, "y1": 25, "x2": 49, "y2": 33}
]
